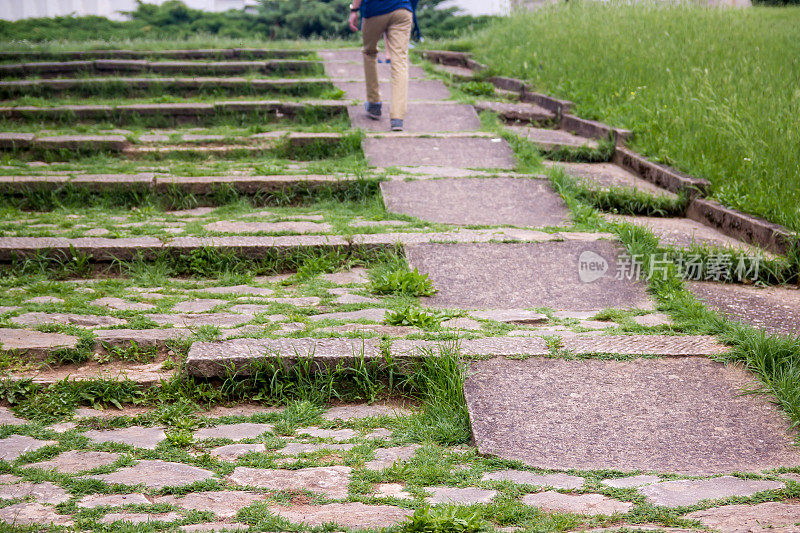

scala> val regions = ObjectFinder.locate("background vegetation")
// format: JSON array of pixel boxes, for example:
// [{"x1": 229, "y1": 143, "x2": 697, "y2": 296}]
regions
[{"x1": 463, "y1": 3, "x2": 800, "y2": 232}]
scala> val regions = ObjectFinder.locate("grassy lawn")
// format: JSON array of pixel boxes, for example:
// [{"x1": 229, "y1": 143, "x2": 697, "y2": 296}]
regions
[{"x1": 460, "y1": 3, "x2": 800, "y2": 233}]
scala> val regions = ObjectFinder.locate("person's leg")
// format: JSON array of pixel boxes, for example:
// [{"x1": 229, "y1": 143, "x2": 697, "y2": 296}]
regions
[
  {"x1": 362, "y1": 14, "x2": 389, "y2": 107},
  {"x1": 384, "y1": 9, "x2": 413, "y2": 121}
]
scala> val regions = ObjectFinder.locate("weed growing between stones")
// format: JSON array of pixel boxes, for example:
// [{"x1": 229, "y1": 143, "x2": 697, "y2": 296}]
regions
[
  {"x1": 385, "y1": 308, "x2": 458, "y2": 330},
  {"x1": 369, "y1": 255, "x2": 437, "y2": 298}
]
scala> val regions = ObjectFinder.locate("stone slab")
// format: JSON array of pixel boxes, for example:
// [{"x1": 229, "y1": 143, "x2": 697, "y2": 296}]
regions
[
  {"x1": 0, "y1": 328, "x2": 78, "y2": 358},
  {"x1": 278, "y1": 442, "x2": 355, "y2": 457},
  {"x1": 365, "y1": 445, "x2": 420, "y2": 470},
  {"x1": 84, "y1": 426, "x2": 166, "y2": 449},
  {"x1": 553, "y1": 162, "x2": 676, "y2": 199},
  {"x1": 173, "y1": 299, "x2": 227, "y2": 313},
  {"x1": 381, "y1": 177, "x2": 569, "y2": 227},
  {"x1": 506, "y1": 125, "x2": 599, "y2": 150},
  {"x1": 602, "y1": 475, "x2": 661, "y2": 489},
  {"x1": 560, "y1": 335, "x2": 728, "y2": 356},
  {"x1": 323, "y1": 403, "x2": 410, "y2": 420},
  {"x1": 308, "y1": 308, "x2": 387, "y2": 322},
  {"x1": 90, "y1": 460, "x2": 215, "y2": 489},
  {"x1": 78, "y1": 493, "x2": 150, "y2": 508},
  {"x1": 364, "y1": 136, "x2": 516, "y2": 169},
  {"x1": 481, "y1": 471, "x2": 584, "y2": 489},
  {"x1": 229, "y1": 466, "x2": 351, "y2": 498},
  {"x1": 424, "y1": 486, "x2": 498, "y2": 505},
  {"x1": 0, "y1": 502, "x2": 73, "y2": 527},
  {"x1": 0, "y1": 408, "x2": 25, "y2": 426},
  {"x1": 193, "y1": 285, "x2": 275, "y2": 296},
  {"x1": 195, "y1": 422, "x2": 274, "y2": 440},
  {"x1": 156, "y1": 491, "x2": 269, "y2": 519},
  {"x1": 204, "y1": 221, "x2": 332, "y2": 234},
  {"x1": 297, "y1": 427, "x2": 357, "y2": 440},
  {"x1": 406, "y1": 242, "x2": 651, "y2": 311},
  {"x1": 464, "y1": 357, "x2": 800, "y2": 474},
  {"x1": 685, "y1": 501, "x2": 800, "y2": 532},
  {"x1": 28, "y1": 450, "x2": 119, "y2": 474},
  {"x1": 11, "y1": 312, "x2": 126, "y2": 329},
  {"x1": 0, "y1": 435, "x2": 57, "y2": 461},
  {"x1": 639, "y1": 476, "x2": 784, "y2": 508},
  {"x1": 146, "y1": 313, "x2": 251, "y2": 328},
  {"x1": 687, "y1": 282, "x2": 800, "y2": 337},
  {"x1": 186, "y1": 338, "x2": 382, "y2": 377},
  {"x1": 392, "y1": 337, "x2": 549, "y2": 358},
  {"x1": 334, "y1": 79, "x2": 452, "y2": 101},
  {"x1": 268, "y1": 502, "x2": 412, "y2": 528},
  {"x1": 181, "y1": 522, "x2": 250, "y2": 532},
  {"x1": 470, "y1": 309, "x2": 548, "y2": 324},
  {"x1": 101, "y1": 512, "x2": 182, "y2": 524},
  {"x1": 210, "y1": 443, "x2": 266, "y2": 460},
  {"x1": 324, "y1": 61, "x2": 425, "y2": 80},
  {"x1": 349, "y1": 103, "x2": 481, "y2": 133},
  {"x1": 522, "y1": 491, "x2": 633, "y2": 516},
  {"x1": 94, "y1": 328, "x2": 194, "y2": 348},
  {"x1": 0, "y1": 480, "x2": 71, "y2": 504}
]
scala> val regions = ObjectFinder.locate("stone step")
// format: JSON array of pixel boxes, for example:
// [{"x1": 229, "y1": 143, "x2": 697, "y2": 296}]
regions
[
  {"x1": 363, "y1": 134, "x2": 517, "y2": 169},
  {"x1": 322, "y1": 60, "x2": 426, "y2": 80},
  {"x1": 0, "y1": 100, "x2": 347, "y2": 122},
  {"x1": 348, "y1": 102, "x2": 481, "y2": 133},
  {"x1": 0, "y1": 60, "x2": 321, "y2": 78},
  {"x1": 333, "y1": 79, "x2": 452, "y2": 101},
  {"x1": 474, "y1": 100, "x2": 557, "y2": 126},
  {"x1": 0, "y1": 48, "x2": 309, "y2": 61},
  {"x1": 547, "y1": 161, "x2": 678, "y2": 200},
  {"x1": 0, "y1": 228, "x2": 581, "y2": 262},
  {"x1": 430, "y1": 63, "x2": 476, "y2": 81},
  {"x1": 505, "y1": 124, "x2": 600, "y2": 151},
  {"x1": 0, "y1": 133, "x2": 127, "y2": 152}
]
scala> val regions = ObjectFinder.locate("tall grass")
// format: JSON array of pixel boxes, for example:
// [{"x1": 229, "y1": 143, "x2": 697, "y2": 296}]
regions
[{"x1": 468, "y1": 3, "x2": 800, "y2": 231}]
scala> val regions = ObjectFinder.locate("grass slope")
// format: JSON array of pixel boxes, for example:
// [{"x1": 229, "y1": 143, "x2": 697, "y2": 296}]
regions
[{"x1": 465, "y1": 3, "x2": 800, "y2": 232}]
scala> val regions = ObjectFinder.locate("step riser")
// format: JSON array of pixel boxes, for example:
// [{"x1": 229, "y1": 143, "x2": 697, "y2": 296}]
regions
[
  {"x1": 0, "y1": 49, "x2": 310, "y2": 61},
  {"x1": 0, "y1": 60, "x2": 323, "y2": 78}
]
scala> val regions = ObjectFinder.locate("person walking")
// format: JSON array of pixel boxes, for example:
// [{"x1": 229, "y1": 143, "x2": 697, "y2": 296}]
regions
[{"x1": 348, "y1": 0, "x2": 414, "y2": 132}]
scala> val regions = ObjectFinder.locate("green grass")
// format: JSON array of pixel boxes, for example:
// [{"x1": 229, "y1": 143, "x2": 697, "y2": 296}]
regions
[{"x1": 461, "y1": 3, "x2": 800, "y2": 232}]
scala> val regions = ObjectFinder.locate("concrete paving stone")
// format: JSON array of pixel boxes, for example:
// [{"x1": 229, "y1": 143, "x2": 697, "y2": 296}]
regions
[
  {"x1": 374, "y1": 482, "x2": 413, "y2": 499},
  {"x1": 85, "y1": 228, "x2": 111, "y2": 236},
  {"x1": 685, "y1": 501, "x2": 800, "y2": 532},
  {"x1": 173, "y1": 299, "x2": 227, "y2": 313},
  {"x1": 297, "y1": 427, "x2": 357, "y2": 440},
  {"x1": 268, "y1": 501, "x2": 412, "y2": 528},
  {"x1": 277, "y1": 442, "x2": 355, "y2": 457},
  {"x1": 0, "y1": 435, "x2": 57, "y2": 461},
  {"x1": 84, "y1": 426, "x2": 166, "y2": 449},
  {"x1": 227, "y1": 304, "x2": 281, "y2": 315},
  {"x1": 0, "y1": 329, "x2": 76, "y2": 359},
  {"x1": 349, "y1": 103, "x2": 481, "y2": 133},
  {"x1": 392, "y1": 337, "x2": 549, "y2": 358},
  {"x1": 0, "y1": 407, "x2": 25, "y2": 426},
  {"x1": 316, "y1": 324, "x2": 416, "y2": 336},
  {"x1": 639, "y1": 476, "x2": 784, "y2": 508},
  {"x1": 603, "y1": 214, "x2": 763, "y2": 252},
  {"x1": 0, "y1": 502, "x2": 73, "y2": 527},
  {"x1": 441, "y1": 317, "x2": 483, "y2": 330},
  {"x1": 364, "y1": 445, "x2": 420, "y2": 470},
  {"x1": 632, "y1": 313, "x2": 673, "y2": 327},
  {"x1": 195, "y1": 422, "x2": 274, "y2": 440},
  {"x1": 193, "y1": 285, "x2": 275, "y2": 296},
  {"x1": 602, "y1": 475, "x2": 662, "y2": 489},
  {"x1": 481, "y1": 471, "x2": 584, "y2": 489},
  {"x1": 465, "y1": 357, "x2": 800, "y2": 474},
  {"x1": 180, "y1": 523, "x2": 250, "y2": 532},
  {"x1": 78, "y1": 493, "x2": 151, "y2": 508},
  {"x1": 470, "y1": 309, "x2": 548, "y2": 324},
  {"x1": 323, "y1": 403, "x2": 410, "y2": 420},
  {"x1": 560, "y1": 334, "x2": 727, "y2": 356},
  {"x1": 210, "y1": 443, "x2": 266, "y2": 460},
  {"x1": 522, "y1": 491, "x2": 633, "y2": 516},
  {"x1": 93, "y1": 297, "x2": 156, "y2": 311},
  {"x1": 381, "y1": 178, "x2": 568, "y2": 227},
  {"x1": 156, "y1": 491, "x2": 269, "y2": 519},
  {"x1": 366, "y1": 428, "x2": 394, "y2": 440},
  {"x1": 364, "y1": 136, "x2": 516, "y2": 169},
  {"x1": 308, "y1": 308, "x2": 387, "y2": 322},
  {"x1": 10, "y1": 312, "x2": 126, "y2": 328},
  {"x1": 94, "y1": 328, "x2": 193, "y2": 348},
  {"x1": 187, "y1": 338, "x2": 382, "y2": 377},
  {"x1": 334, "y1": 293, "x2": 381, "y2": 305},
  {"x1": 553, "y1": 162, "x2": 677, "y2": 199},
  {"x1": 27, "y1": 450, "x2": 120, "y2": 474},
  {"x1": 204, "y1": 220, "x2": 332, "y2": 234},
  {"x1": 324, "y1": 60, "x2": 425, "y2": 80},
  {"x1": 425, "y1": 486, "x2": 498, "y2": 505},
  {"x1": 348, "y1": 218, "x2": 410, "y2": 228},
  {"x1": 229, "y1": 466, "x2": 352, "y2": 498},
  {"x1": 687, "y1": 282, "x2": 800, "y2": 337},
  {"x1": 406, "y1": 242, "x2": 652, "y2": 311},
  {"x1": 146, "y1": 313, "x2": 252, "y2": 328},
  {"x1": 334, "y1": 79, "x2": 452, "y2": 101},
  {"x1": 0, "y1": 480, "x2": 71, "y2": 504},
  {"x1": 139, "y1": 133, "x2": 170, "y2": 142},
  {"x1": 90, "y1": 460, "x2": 215, "y2": 489},
  {"x1": 0, "y1": 474, "x2": 21, "y2": 484},
  {"x1": 320, "y1": 268, "x2": 369, "y2": 284},
  {"x1": 264, "y1": 296, "x2": 321, "y2": 307},
  {"x1": 101, "y1": 512, "x2": 182, "y2": 524},
  {"x1": 25, "y1": 296, "x2": 64, "y2": 304},
  {"x1": 506, "y1": 125, "x2": 599, "y2": 150}
]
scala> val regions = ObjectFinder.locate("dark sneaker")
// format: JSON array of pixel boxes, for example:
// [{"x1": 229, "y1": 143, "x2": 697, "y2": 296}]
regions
[
  {"x1": 390, "y1": 119, "x2": 404, "y2": 131},
  {"x1": 365, "y1": 102, "x2": 382, "y2": 120}
]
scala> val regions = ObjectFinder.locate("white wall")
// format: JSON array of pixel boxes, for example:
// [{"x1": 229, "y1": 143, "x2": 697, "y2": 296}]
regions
[
  {"x1": 0, "y1": 0, "x2": 259, "y2": 21},
  {"x1": 440, "y1": 0, "x2": 510, "y2": 16}
]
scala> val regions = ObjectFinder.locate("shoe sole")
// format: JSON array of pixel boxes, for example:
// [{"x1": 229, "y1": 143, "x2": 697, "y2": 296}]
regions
[{"x1": 367, "y1": 113, "x2": 381, "y2": 121}]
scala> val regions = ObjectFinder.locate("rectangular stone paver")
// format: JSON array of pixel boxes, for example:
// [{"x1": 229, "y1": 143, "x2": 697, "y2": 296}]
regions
[
  {"x1": 364, "y1": 136, "x2": 516, "y2": 169},
  {"x1": 464, "y1": 357, "x2": 800, "y2": 474},
  {"x1": 506, "y1": 125, "x2": 599, "y2": 151},
  {"x1": 551, "y1": 162, "x2": 676, "y2": 199},
  {"x1": 406, "y1": 241, "x2": 652, "y2": 311},
  {"x1": 348, "y1": 103, "x2": 481, "y2": 133},
  {"x1": 323, "y1": 61, "x2": 425, "y2": 80},
  {"x1": 334, "y1": 80, "x2": 452, "y2": 101},
  {"x1": 381, "y1": 177, "x2": 569, "y2": 227}
]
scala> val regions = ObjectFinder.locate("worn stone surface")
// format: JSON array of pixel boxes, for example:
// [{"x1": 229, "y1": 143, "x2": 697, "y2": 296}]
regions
[
  {"x1": 685, "y1": 501, "x2": 800, "y2": 532},
  {"x1": 0, "y1": 435, "x2": 57, "y2": 461},
  {"x1": 84, "y1": 426, "x2": 166, "y2": 449},
  {"x1": 364, "y1": 137, "x2": 516, "y2": 169},
  {"x1": 0, "y1": 328, "x2": 79, "y2": 357},
  {"x1": 464, "y1": 357, "x2": 800, "y2": 474},
  {"x1": 349, "y1": 103, "x2": 480, "y2": 133},
  {"x1": 28, "y1": 450, "x2": 120, "y2": 474},
  {"x1": 374, "y1": 482, "x2": 413, "y2": 499},
  {"x1": 324, "y1": 60, "x2": 424, "y2": 80},
  {"x1": 632, "y1": 313, "x2": 672, "y2": 327},
  {"x1": 441, "y1": 317, "x2": 483, "y2": 330},
  {"x1": 481, "y1": 470, "x2": 584, "y2": 489},
  {"x1": 506, "y1": 125, "x2": 598, "y2": 150},
  {"x1": 94, "y1": 328, "x2": 193, "y2": 347},
  {"x1": 560, "y1": 335, "x2": 727, "y2": 356},
  {"x1": 425, "y1": 486, "x2": 498, "y2": 505},
  {"x1": 687, "y1": 282, "x2": 800, "y2": 337},
  {"x1": 0, "y1": 481, "x2": 71, "y2": 504},
  {"x1": 194, "y1": 284, "x2": 275, "y2": 296},
  {"x1": 11, "y1": 312, "x2": 126, "y2": 328},
  {"x1": 93, "y1": 297, "x2": 155, "y2": 311},
  {"x1": 639, "y1": 476, "x2": 784, "y2": 508},
  {"x1": 146, "y1": 313, "x2": 252, "y2": 328},
  {"x1": 320, "y1": 268, "x2": 369, "y2": 284},
  {"x1": 522, "y1": 491, "x2": 633, "y2": 516},
  {"x1": 365, "y1": 445, "x2": 420, "y2": 470},
  {"x1": 78, "y1": 493, "x2": 151, "y2": 508},
  {"x1": 308, "y1": 308, "x2": 387, "y2": 322},
  {"x1": 296, "y1": 427, "x2": 357, "y2": 440},
  {"x1": 101, "y1": 512, "x2": 182, "y2": 524},
  {"x1": 323, "y1": 403, "x2": 411, "y2": 420},
  {"x1": 553, "y1": 162, "x2": 676, "y2": 199},
  {"x1": 156, "y1": 491, "x2": 269, "y2": 519},
  {"x1": 210, "y1": 443, "x2": 266, "y2": 460},
  {"x1": 0, "y1": 407, "x2": 25, "y2": 426},
  {"x1": 406, "y1": 242, "x2": 652, "y2": 311},
  {"x1": 333, "y1": 292, "x2": 381, "y2": 304},
  {"x1": 204, "y1": 220, "x2": 332, "y2": 234},
  {"x1": 381, "y1": 178, "x2": 568, "y2": 227},
  {"x1": 180, "y1": 523, "x2": 250, "y2": 532},
  {"x1": 470, "y1": 309, "x2": 548, "y2": 324},
  {"x1": 392, "y1": 337, "x2": 549, "y2": 358},
  {"x1": 278, "y1": 442, "x2": 355, "y2": 457},
  {"x1": 602, "y1": 475, "x2": 662, "y2": 489},
  {"x1": 0, "y1": 502, "x2": 73, "y2": 527},
  {"x1": 229, "y1": 466, "x2": 351, "y2": 498},
  {"x1": 26, "y1": 296, "x2": 64, "y2": 304},
  {"x1": 334, "y1": 79, "x2": 451, "y2": 101},
  {"x1": 268, "y1": 501, "x2": 412, "y2": 528},
  {"x1": 195, "y1": 423, "x2": 274, "y2": 441},
  {"x1": 173, "y1": 299, "x2": 227, "y2": 313},
  {"x1": 90, "y1": 460, "x2": 215, "y2": 489}
]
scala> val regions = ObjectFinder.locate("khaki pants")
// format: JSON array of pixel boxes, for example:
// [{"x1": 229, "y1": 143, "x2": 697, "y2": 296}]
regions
[{"x1": 362, "y1": 8, "x2": 413, "y2": 120}]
